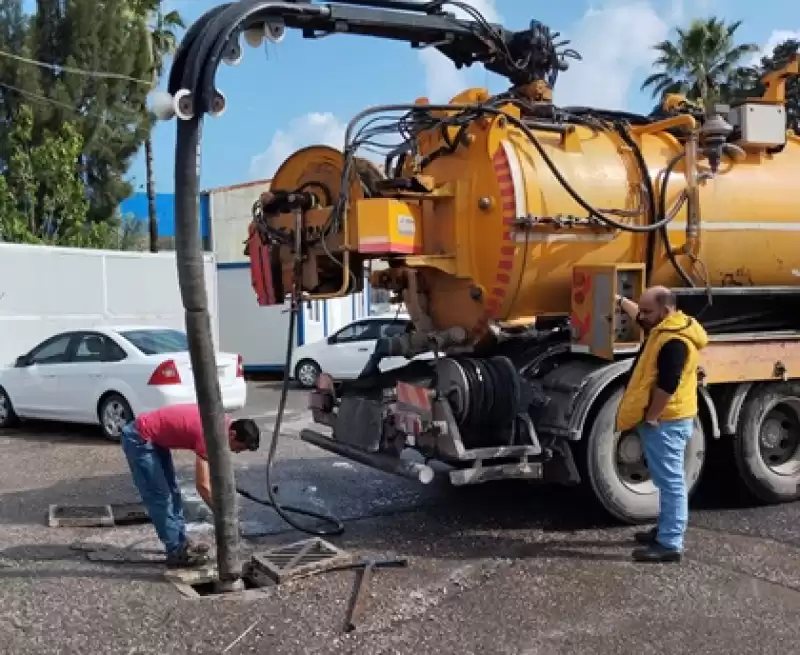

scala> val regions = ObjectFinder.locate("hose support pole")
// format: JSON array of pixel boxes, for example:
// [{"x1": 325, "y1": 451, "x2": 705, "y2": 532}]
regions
[{"x1": 175, "y1": 116, "x2": 242, "y2": 591}]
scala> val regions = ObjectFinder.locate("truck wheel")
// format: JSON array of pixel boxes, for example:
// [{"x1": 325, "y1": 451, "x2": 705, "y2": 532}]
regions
[
  {"x1": 733, "y1": 382, "x2": 800, "y2": 503},
  {"x1": 585, "y1": 388, "x2": 706, "y2": 524}
]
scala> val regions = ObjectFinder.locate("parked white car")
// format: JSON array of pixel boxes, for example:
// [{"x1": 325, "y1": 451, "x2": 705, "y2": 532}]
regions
[
  {"x1": 0, "y1": 326, "x2": 247, "y2": 441},
  {"x1": 290, "y1": 314, "x2": 429, "y2": 388}
]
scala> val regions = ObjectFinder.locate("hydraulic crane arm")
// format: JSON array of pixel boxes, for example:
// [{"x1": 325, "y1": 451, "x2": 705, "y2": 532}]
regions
[{"x1": 166, "y1": 0, "x2": 580, "y2": 118}]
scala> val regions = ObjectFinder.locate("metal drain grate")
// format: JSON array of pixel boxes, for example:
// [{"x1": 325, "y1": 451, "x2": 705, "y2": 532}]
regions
[
  {"x1": 249, "y1": 538, "x2": 351, "y2": 584},
  {"x1": 48, "y1": 504, "x2": 114, "y2": 528}
]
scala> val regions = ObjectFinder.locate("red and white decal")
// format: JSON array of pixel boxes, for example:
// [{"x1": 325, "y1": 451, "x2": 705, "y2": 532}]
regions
[{"x1": 486, "y1": 140, "x2": 526, "y2": 319}]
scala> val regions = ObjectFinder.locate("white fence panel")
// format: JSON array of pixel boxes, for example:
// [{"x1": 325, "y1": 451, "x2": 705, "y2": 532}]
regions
[{"x1": 0, "y1": 243, "x2": 218, "y2": 365}]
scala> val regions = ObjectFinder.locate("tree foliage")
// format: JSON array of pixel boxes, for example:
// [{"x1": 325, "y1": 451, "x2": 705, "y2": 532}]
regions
[
  {"x1": 0, "y1": 104, "x2": 118, "y2": 246},
  {"x1": 641, "y1": 18, "x2": 759, "y2": 107},
  {"x1": 757, "y1": 39, "x2": 800, "y2": 133},
  {"x1": 0, "y1": 0, "x2": 159, "y2": 248}
]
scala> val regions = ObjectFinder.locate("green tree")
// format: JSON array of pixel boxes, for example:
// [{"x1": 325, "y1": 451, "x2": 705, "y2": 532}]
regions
[
  {"x1": 0, "y1": 104, "x2": 117, "y2": 247},
  {"x1": 135, "y1": 0, "x2": 185, "y2": 252},
  {"x1": 30, "y1": 0, "x2": 152, "y2": 224},
  {"x1": 759, "y1": 39, "x2": 799, "y2": 133},
  {"x1": 641, "y1": 18, "x2": 759, "y2": 107}
]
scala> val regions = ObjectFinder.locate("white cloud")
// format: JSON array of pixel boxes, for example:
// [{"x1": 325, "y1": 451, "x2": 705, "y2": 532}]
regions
[
  {"x1": 749, "y1": 29, "x2": 800, "y2": 66},
  {"x1": 553, "y1": 1, "x2": 675, "y2": 109},
  {"x1": 249, "y1": 112, "x2": 346, "y2": 179},
  {"x1": 415, "y1": 0, "x2": 716, "y2": 110},
  {"x1": 415, "y1": 0, "x2": 501, "y2": 103}
]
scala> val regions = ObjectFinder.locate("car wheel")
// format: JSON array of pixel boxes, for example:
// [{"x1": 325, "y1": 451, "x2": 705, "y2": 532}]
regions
[
  {"x1": 0, "y1": 386, "x2": 18, "y2": 429},
  {"x1": 99, "y1": 393, "x2": 133, "y2": 442},
  {"x1": 294, "y1": 359, "x2": 322, "y2": 389}
]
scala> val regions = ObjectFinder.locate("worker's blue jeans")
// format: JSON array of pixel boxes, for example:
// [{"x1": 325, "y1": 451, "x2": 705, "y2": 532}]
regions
[
  {"x1": 637, "y1": 418, "x2": 695, "y2": 551},
  {"x1": 121, "y1": 423, "x2": 186, "y2": 555}
]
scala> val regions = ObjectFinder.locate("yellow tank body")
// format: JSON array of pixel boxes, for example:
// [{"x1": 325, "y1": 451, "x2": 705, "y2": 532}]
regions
[
  {"x1": 403, "y1": 91, "x2": 800, "y2": 328},
  {"x1": 265, "y1": 86, "x2": 800, "y2": 339}
]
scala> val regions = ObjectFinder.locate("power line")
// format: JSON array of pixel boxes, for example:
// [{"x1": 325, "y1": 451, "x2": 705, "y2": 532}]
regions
[
  {"x1": 0, "y1": 80, "x2": 144, "y2": 127},
  {"x1": 0, "y1": 49, "x2": 153, "y2": 86}
]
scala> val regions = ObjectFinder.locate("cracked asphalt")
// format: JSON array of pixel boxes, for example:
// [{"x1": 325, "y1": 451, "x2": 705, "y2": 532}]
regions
[{"x1": 0, "y1": 381, "x2": 798, "y2": 654}]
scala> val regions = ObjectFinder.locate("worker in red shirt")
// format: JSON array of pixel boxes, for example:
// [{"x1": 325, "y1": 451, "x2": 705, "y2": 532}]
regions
[{"x1": 120, "y1": 403, "x2": 260, "y2": 568}]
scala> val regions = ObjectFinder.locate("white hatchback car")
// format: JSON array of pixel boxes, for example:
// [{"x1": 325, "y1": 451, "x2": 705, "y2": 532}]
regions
[
  {"x1": 290, "y1": 314, "x2": 422, "y2": 388},
  {"x1": 0, "y1": 326, "x2": 247, "y2": 441}
]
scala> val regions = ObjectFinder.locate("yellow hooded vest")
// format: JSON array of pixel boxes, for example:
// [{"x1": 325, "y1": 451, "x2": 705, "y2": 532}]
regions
[{"x1": 615, "y1": 311, "x2": 709, "y2": 432}]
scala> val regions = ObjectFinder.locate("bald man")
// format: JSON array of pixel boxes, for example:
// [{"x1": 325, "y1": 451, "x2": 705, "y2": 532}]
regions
[{"x1": 615, "y1": 286, "x2": 708, "y2": 563}]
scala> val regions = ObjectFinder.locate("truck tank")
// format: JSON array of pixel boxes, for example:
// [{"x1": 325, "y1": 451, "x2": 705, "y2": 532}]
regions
[{"x1": 260, "y1": 84, "x2": 800, "y2": 343}]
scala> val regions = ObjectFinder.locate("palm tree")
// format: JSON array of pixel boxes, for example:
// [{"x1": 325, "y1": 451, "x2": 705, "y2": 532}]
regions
[
  {"x1": 137, "y1": 1, "x2": 185, "y2": 252},
  {"x1": 641, "y1": 18, "x2": 759, "y2": 108}
]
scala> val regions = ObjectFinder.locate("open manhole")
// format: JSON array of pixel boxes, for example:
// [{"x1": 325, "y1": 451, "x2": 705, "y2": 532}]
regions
[
  {"x1": 48, "y1": 504, "x2": 114, "y2": 528},
  {"x1": 190, "y1": 578, "x2": 262, "y2": 597},
  {"x1": 166, "y1": 567, "x2": 269, "y2": 600}
]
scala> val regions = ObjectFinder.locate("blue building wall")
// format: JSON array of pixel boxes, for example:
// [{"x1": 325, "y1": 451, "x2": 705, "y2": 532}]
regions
[{"x1": 120, "y1": 192, "x2": 210, "y2": 239}]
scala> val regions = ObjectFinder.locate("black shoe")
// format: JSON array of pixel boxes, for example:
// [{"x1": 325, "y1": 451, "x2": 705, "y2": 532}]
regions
[
  {"x1": 634, "y1": 527, "x2": 658, "y2": 545},
  {"x1": 632, "y1": 543, "x2": 682, "y2": 563},
  {"x1": 166, "y1": 544, "x2": 210, "y2": 569}
]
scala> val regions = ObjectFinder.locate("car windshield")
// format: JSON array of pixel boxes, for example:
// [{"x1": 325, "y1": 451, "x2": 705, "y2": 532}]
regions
[{"x1": 120, "y1": 329, "x2": 188, "y2": 355}]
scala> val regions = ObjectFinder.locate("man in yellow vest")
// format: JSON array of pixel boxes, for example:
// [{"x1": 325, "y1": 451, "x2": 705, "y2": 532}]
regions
[{"x1": 615, "y1": 286, "x2": 708, "y2": 563}]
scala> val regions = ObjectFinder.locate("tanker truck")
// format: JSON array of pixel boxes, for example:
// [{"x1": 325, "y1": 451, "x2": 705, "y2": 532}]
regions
[{"x1": 166, "y1": 0, "x2": 800, "y2": 523}]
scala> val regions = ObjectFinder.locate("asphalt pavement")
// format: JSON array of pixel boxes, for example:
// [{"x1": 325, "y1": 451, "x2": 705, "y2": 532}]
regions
[{"x1": 0, "y1": 381, "x2": 798, "y2": 655}]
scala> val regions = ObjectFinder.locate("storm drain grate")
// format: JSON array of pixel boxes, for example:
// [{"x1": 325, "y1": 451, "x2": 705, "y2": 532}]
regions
[
  {"x1": 48, "y1": 504, "x2": 114, "y2": 528},
  {"x1": 249, "y1": 538, "x2": 351, "y2": 584}
]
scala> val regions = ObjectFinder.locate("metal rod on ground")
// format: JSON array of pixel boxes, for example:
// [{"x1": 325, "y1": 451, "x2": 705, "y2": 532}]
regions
[{"x1": 175, "y1": 116, "x2": 242, "y2": 591}]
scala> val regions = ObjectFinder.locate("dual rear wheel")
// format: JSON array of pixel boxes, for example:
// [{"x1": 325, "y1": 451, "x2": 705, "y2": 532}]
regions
[{"x1": 584, "y1": 383, "x2": 800, "y2": 524}]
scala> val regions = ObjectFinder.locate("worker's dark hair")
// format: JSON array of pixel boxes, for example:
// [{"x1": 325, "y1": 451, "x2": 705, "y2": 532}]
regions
[
  {"x1": 653, "y1": 287, "x2": 677, "y2": 309},
  {"x1": 230, "y1": 418, "x2": 260, "y2": 451}
]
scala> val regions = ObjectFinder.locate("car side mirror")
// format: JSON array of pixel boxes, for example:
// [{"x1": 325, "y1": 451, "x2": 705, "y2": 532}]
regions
[
  {"x1": 327, "y1": 335, "x2": 335, "y2": 345},
  {"x1": 15, "y1": 355, "x2": 29, "y2": 368}
]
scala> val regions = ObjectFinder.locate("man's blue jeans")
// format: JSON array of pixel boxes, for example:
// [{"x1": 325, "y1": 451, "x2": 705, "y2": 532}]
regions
[
  {"x1": 637, "y1": 418, "x2": 694, "y2": 551},
  {"x1": 121, "y1": 423, "x2": 186, "y2": 555}
]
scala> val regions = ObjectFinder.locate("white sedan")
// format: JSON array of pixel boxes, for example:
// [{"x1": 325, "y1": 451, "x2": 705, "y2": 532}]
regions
[
  {"x1": 0, "y1": 326, "x2": 247, "y2": 441},
  {"x1": 290, "y1": 314, "x2": 424, "y2": 388}
]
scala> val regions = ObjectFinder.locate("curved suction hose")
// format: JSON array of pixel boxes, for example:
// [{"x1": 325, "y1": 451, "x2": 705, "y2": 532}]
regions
[{"x1": 175, "y1": 117, "x2": 342, "y2": 543}]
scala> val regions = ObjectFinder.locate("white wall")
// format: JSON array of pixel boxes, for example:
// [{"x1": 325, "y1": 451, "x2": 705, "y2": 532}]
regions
[
  {"x1": 216, "y1": 266, "x2": 295, "y2": 370},
  {"x1": 207, "y1": 180, "x2": 271, "y2": 264},
  {"x1": 216, "y1": 264, "x2": 369, "y2": 370},
  {"x1": 0, "y1": 243, "x2": 218, "y2": 365}
]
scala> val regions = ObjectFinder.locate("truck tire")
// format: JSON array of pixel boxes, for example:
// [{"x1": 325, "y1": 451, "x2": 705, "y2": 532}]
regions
[
  {"x1": 733, "y1": 382, "x2": 800, "y2": 504},
  {"x1": 585, "y1": 388, "x2": 706, "y2": 524}
]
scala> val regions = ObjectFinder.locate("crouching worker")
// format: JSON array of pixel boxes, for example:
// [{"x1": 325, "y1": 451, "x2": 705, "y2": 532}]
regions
[{"x1": 121, "y1": 403, "x2": 260, "y2": 568}]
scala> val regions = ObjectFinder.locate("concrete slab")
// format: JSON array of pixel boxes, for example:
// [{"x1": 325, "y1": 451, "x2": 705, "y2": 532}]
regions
[{"x1": 0, "y1": 383, "x2": 797, "y2": 654}]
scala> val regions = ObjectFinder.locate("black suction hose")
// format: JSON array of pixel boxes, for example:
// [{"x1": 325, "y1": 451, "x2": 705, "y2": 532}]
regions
[
  {"x1": 658, "y1": 152, "x2": 695, "y2": 287},
  {"x1": 234, "y1": 251, "x2": 344, "y2": 536}
]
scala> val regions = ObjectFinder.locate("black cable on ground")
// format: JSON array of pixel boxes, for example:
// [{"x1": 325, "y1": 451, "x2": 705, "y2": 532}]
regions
[
  {"x1": 235, "y1": 315, "x2": 345, "y2": 536},
  {"x1": 235, "y1": 238, "x2": 345, "y2": 537}
]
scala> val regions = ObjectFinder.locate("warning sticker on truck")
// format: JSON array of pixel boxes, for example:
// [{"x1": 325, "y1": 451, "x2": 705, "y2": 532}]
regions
[{"x1": 397, "y1": 214, "x2": 416, "y2": 236}]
